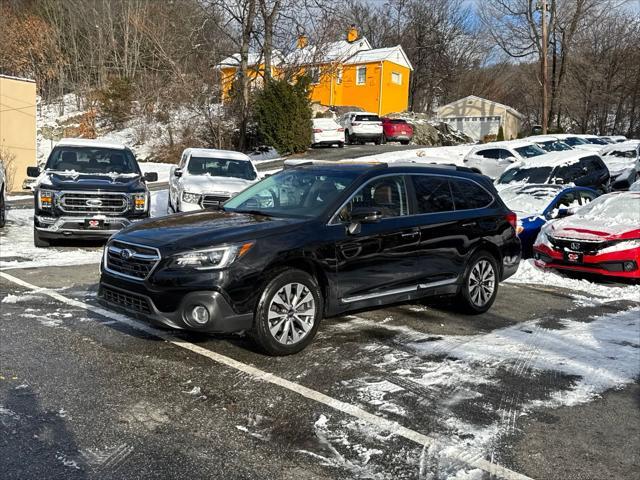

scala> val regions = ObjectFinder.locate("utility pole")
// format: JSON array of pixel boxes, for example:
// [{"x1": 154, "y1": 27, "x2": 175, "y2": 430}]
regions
[{"x1": 539, "y1": 0, "x2": 549, "y2": 134}]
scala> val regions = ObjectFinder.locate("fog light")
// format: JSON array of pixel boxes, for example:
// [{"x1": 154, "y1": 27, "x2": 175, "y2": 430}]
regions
[
  {"x1": 624, "y1": 261, "x2": 636, "y2": 272},
  {"x1": 190, "y1": 305, "x2": 210, "y2": 325}
]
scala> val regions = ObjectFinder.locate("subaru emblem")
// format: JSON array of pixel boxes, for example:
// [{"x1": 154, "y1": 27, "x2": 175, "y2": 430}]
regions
[
  {"x1": 570, "y1": 242, "x2": 580, "y2": 251},
  {"x1": 120, "y1": 248, "x2": 134, "y2": 260}
]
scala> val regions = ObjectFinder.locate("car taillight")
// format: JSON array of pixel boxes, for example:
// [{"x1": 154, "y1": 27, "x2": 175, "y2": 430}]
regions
[
  {"x1": 313, "y1": 128, "x2": 323, "y2": 133},
  {"x1": 505, "y1": 212, "x2": 517, "y2": 230}
]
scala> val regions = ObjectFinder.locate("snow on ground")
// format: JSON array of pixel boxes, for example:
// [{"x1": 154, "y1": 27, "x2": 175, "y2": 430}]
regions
[
  {"x1": 508, "y1": 259, "x2": 640, "y2": 304},
  {"x1": 139, "y1": 162, "x2": 173, "y2": 184},
  {"x1": 355, "y1": 145, "x2": 475, "y2": 166},
  {"x1": 248, "y1": 146, "x2": 281, "y2": 164}
]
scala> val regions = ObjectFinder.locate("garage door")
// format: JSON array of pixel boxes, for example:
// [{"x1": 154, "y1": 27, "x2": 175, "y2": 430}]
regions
[{"x1": 448, "y1": 117, "x2": 501, "y2": 142}]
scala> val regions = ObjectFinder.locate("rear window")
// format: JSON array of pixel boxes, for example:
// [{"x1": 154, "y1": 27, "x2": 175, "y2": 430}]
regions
[
  {"x1": 498, "y1": 166, "x2": 552, "y2": 184},
  {"x1": 450, "y1": 178, "x2": 494, "y2": 209},
  {"x1": 387, "y1": 119, "x2": 408, "y2": 124},
  {"x1": 412, "y1": 176, "x2": 454, "y2": 213},
  {"x1": 355, "y1": 115, "x2": 381, "y2": 122}
]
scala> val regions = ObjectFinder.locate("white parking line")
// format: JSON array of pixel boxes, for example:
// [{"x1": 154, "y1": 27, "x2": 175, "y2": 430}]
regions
[{"x1": 0, "y1": 271, "x2": 534, "y2": 480}]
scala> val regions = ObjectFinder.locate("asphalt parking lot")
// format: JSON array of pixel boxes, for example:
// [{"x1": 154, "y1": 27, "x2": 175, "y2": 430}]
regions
[{"x1": 1, "y1": 198, "x2": 639, "y2": 480}]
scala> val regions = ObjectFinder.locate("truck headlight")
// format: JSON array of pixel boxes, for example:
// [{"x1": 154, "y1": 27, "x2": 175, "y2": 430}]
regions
[
  {"x1": 169, "y1": 242, "x2": 254, "y2": 270},
  {"x1": 182, "y1": 191, "x2": 201, "y2": 204},
  {"x1": 38, "y1": 190, "x2": 54, "y2": 209},
  {"x1": 131, "y1": 192, "x2": 148, "y2": 212}
]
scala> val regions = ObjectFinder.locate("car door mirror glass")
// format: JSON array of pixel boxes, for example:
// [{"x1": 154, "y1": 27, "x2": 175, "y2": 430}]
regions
[
  {"x1": 144, "y1": 172, "x2": 158, "y2": 182},
  {"x1": 27, "y1": 166, "x2": 40, "y2": 177},
  {"x1": 174, "y1": 168, "x2": 183, "y2": 177}
]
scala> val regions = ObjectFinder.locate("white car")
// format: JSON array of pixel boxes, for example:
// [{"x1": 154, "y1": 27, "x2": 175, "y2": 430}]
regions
[
  {"x1": 463, "y1": 140, "x2": 546, "y2": 178},
  {"x1": 168, "y1": 148, "x2": 259, "y2": 213},
  {"x1": 339, "y1": 112, "x2": 384, "y2": 145},
  {"x1": 600, "y1": 140, "x2": 640, "y2": 190},
  {"x1": 311, "y1": 118, "x2": 344, "y2": 148},
  {"x1": 523, "y1": 135, "x2": 573, "y2": 153}
]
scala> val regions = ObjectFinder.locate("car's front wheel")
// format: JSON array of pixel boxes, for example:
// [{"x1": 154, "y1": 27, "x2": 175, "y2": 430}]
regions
[
  {"x1": 251, "y1": 269, "x2": 323, "y2": 355},
  {"x1": 455, "y1": 251, "x2": 499, "y2": 314}
]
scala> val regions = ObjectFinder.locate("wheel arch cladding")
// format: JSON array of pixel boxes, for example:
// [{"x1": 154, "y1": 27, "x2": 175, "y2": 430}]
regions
[{"x1": 261, "y1": 257, "x2": 329, "y2": 310}]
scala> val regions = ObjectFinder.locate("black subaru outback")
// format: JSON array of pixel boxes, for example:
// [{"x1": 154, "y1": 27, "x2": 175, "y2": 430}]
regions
[{"x1": 99, "y1": 161, "x2": 521, "y2": 355}]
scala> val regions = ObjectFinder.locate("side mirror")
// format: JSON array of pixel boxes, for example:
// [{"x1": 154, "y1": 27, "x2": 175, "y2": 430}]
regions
[
  {"x1": 506, "y1": 156, "x2": 517, "y2": 163},
  {"x1": 174, "y1": 168, "x2": 183, "y2": 178},
  {"x1": 27, "y1": 166, "x2": 40, "y2": 177},
  {"x1": 347, "y1": 207, "x2": 382, "y2": 235},
  {"x1": 144, "y1": 172, "x2": 158, "y2": 182}
]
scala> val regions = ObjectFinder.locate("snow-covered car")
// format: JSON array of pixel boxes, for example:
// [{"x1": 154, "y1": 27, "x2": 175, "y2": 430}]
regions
[
  {"x1": 495, "y1": 150, "x2": 610, "y2": 193},
  {"x1": 552, "y1": 134, "x2": 603, "y2": 152},
  {"x1": 630, "y1": 179, "x2": 640, "y2": 191},
  {"x1": 0, "y1": 160, "x2": 6, "y2": 228},
  {"x1": 533, "y1": 191, "x2": 640, "y2": 280},
  {"x1": 311, "y1": 118, "x2": 344, "y2": 148},
  {"x1": 523, "y1": 135, "x2": 573, "y2": 153},
  {"x1": 599, "y1": 141, "x2": 640, "y2": 190},
  {"x1": 168, "y1": 148, "x2": 259, "y2": 213},
  {"x1": 463, "y1": 140, "x2": 546, "y2": 178},
  {"x1": 601, "y1": 135, "x2": 628, "y2": 143},
  {"x1": 339, "y1": 112, "x2": 384, "y2": 145}
]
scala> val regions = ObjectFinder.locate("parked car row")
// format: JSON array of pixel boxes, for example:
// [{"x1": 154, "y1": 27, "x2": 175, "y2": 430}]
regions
[{"x1": 311, "y1": 113, "x2": 414, "y2": 148}]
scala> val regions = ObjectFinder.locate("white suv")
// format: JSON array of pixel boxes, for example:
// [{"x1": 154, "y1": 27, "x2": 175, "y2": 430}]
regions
[
  {"x1": 168, "y1": 148, "x2": 259, "y2": 213},
  {"x1": 463, "y1": 141, "x2": 547, "y2": 178},
  {"x1": 340, "y1": 112, "x2": 384, "y2": 145}
]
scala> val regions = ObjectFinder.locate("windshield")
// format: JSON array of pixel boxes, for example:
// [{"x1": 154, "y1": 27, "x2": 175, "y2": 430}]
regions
[
  {"x1": 573, "y1": 193, "x2": 640, "y2": 224},
  {"x1": 224, "y1": 169, "x2": 358, "y2": 218},
  {"x1": 586, "y1": 137, "x2": 608, "y2": 145},
  {"x1": 514, "y1": 144, "x2": 546, "y2": 158},
  {"x1": 497, "y1": 166, "x2": 552, "y2": 185},
  {"x1": 187, "y1": 157, "x2": 257, "y2": 180},
  {"x1": 45, "y1": 147, "x2": 139, "y2": 175},
  {"x1": 563, "y1": 137, "x2": 589, "y2": 146},
  {"x1": 500, "y1": 186, "x2": 561, "y2": 213}
]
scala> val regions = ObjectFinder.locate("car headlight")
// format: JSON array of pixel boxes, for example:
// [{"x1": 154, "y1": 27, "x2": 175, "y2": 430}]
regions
[
  {"x1": 182, "y1": 191, "x2": 201, "y2": 204},
  {"x1": 38, "y1": 189, "x2": 54, "y2": 209},
  {"x1": 169, "y1": 242, "x2": 254, "y2": 270},
  {"x1": 131, "y1": 192, "x2": 148, "y2": 212},
  {"x1": 534, "y1": 228, "x2": 552, "y2": 248}
]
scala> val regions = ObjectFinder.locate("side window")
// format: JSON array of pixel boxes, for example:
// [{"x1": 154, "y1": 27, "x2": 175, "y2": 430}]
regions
[
  {"x1": 476, "y1": 149, "x2": 500, "y2": 159},
  {"x1": 578, "y1": 190, "x2": 597, "y2": 205},
  {"x1": 498, "y1": 149, "x2": 514, "y2": 159},
  {"x1": 450, "y1": 179, "x2": 493, "y2": 210},
  {"x1": 556, "y1": 192, "x2": 579, "y2": 209},
  {"x1": 338, "y1": 176, "x2": 408, "y2": 221},
  {"x1": 556, "y1": 161, "x2": 587, "y2": 182},
  {"x1": 412, "y1": 176, "x2": 454, "y2": 213},
  {"x1": 585, "y1": 156, "x2": 605, "y2": 172}
]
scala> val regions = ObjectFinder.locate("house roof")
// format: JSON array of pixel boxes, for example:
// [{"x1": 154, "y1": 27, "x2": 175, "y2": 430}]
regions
[
  {"x1": 438, "y1": 95, "x2": 524, "y2": 119},
  {"x1": 285, "y1": 37, "x2": 372, "y2": 65},
  {"x1": 345, "y1": 46, "x2": 413, "y2": 70},
  {"x1": 0, "y1": 73, "x2": 36, "y2": 83},
  {"x1": 217, "y1": 50, "x2": 284, "y2": 69}
]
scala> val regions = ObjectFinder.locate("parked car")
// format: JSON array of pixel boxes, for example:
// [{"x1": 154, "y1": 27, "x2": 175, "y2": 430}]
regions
[
  {"x1": 0, "y1": 160, "x2": 6, "y2": 228},
  {"x1": 601, "y1": 135, "x2": 628, "y2": 143},
  {"x1": 630, "y1": 179, "x2": 640, "y2": 191},
  {"x1": 533, "y1": 191, "x2": 640, "y2": 280},
  {"x1": 599, "y1": 141, "x2": 640, "y2": 190},
  {"x1": 463, "y1": 140, "x2": 547, "y2": 178},
  {"x1": 499, "y1": 184, "x2": 599, "y2": 257},
  {"x1": 311, "y1": 118, "x2": 345, "y2": 148},
  {"x1": 98, "y1": 161, "x2": 521, "y2": 355},
  {"x1": 496, "y1": 151, "x2": 611, "y2": 193},
  {"x1": 381, "y1": 118, "x2": 413, "y2": 144},
  {"x1": 168, "y1": 148, "x2": 259, "y2": 213},
  {"x1": 340, "y1": 112, "x2": 384, "y2": 145},
  {"x1": 29, "y1": 138, "x2": 157, "y2": 247},
  {"x1": 552, "y1": 134, "x2": 602, "y2": 152},
  {"x1": 523, "y1": 135, "x2": 573, "y2": 153}
]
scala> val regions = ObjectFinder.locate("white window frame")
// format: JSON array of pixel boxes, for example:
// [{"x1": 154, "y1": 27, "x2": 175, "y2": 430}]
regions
[
  {"x1": 336, "y1": 67, "x2": 343, "y2": 85},
  {"x1": 391, "y1": 71, "x2": 402, "y2": 85},
  {"x1": 356, "y1": 66, "x2": 366, "y2": 85}
]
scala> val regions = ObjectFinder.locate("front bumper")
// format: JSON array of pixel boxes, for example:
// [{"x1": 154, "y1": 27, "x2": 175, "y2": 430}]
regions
[
  {"x1": 35, "y1": 215, "x2": 145, "y2": 238},
  {"x1": 98, "y1": 281, "x2": 253, "y2": 333},
  {"x1": 533, "y1": 244, "x2": 640, "y2": 279}
]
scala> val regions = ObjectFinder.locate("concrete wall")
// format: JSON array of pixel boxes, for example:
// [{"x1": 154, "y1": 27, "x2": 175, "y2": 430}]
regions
[{"x1": 0, "y1": 75, "x2": 37, "y2": 192}]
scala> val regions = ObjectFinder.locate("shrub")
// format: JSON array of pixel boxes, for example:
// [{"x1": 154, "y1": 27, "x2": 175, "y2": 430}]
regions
[
  {"x1": 496, "y1": 125, "x2": 505, "y2": 141},
  {"x1": 253, "y1": 77, "x2": 312, "y2": 155},
  {"x1": 97, "y1": 77, "x2": 134, "y2": 128}
]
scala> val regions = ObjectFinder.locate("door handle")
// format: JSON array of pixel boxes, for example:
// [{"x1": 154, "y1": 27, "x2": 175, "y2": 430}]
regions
[
  {"x1": 401, "y1": 231, "x2": 420, "y2": 238},
  {"x1": 462, "y1": 221, "x2": 477, "y2": 227}
]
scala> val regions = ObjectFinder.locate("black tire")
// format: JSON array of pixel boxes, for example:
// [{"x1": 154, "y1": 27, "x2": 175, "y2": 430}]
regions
[
  {"x1": 401, "y1": 140, "x2": 410, "y2": 145},
  {"x1": 167, "y1": 195, "x2": 175, "y2": 214},
  {"x1": 455, "y1": 250, "x2": 499, "y2": 314},
  {"x1": 0, "y1": 189, "x2": 6, "y2": 228},
  {"x1": 337, "y1": 142, "x2": 344, "y2": 148},
  {"x1": 34, "y1": 227, "x2": 51, "y2": 248},
  {"x1": 345, "y1": 131, "x2": 351, "y2": 145},
  {"x1": 374, "y1": 135, "x2": 382, "y2": 145},
  {"x1": 250, "y1": 269, "x2": 323, "y2": 356}
]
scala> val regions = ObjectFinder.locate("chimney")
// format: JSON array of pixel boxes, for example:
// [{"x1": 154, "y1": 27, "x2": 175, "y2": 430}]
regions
[
  {"x1": 297, "y1": 34, "x2": 308, "y2": 49},
  {"x1": 347, "y1": 24, "x2": 358, "y2": 43}
]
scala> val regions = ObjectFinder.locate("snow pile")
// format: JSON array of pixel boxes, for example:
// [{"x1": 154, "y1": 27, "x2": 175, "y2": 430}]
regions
[{"x1": 355, "y1": 144, "x2": 475, "y2": 166}]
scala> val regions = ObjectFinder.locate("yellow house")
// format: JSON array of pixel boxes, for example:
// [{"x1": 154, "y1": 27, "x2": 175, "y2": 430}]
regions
[
  {"x1": 0, "y1": 74, "x2": 37, "y2": 192},
  {"x1": 218, "y1": 29, "x2": 413, "y2": 116}
]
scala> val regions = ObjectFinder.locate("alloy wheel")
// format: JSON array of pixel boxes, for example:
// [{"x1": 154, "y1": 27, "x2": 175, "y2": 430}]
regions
[
  {"x1": 267, "y1": 282, "x2": 316, "y2": 345},
  {"x1": 468, "y1": 259, "x2": 496, "y2": 307}
]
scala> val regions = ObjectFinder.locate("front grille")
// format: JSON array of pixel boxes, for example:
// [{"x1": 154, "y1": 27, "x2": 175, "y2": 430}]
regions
[
  {"x1": 100, "y1": 285, "x2": 152, "y2": 314},
  {"x1": 200, "y1": 194, "x2": 230, "y2": 209},
  {"x1": 549, "y1": 236, "x2": 607, "y2": 254},
  {"x1": 59, "y1": 192, "x2": 128, "y2": 214},
  {"x1": 105, "y1": 240, "x2": 160, "y2": 280}
]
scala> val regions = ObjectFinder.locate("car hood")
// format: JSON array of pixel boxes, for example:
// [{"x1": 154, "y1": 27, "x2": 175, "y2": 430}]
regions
[
  {"x1": 38, "y1": 171, "x2": 146, "y2": 192},
  {"x1": 115, "y1": 210, "x2": 310, "y2": 253},
  {"x1": 182, "y1": 175, "x2": 256, "y2": 195},
  {"x1": 547, "y1": 216, "x2": 640, "y2": 241}
]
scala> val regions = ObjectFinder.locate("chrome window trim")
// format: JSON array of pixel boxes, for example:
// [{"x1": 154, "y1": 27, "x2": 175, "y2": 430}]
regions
[
  {"x1": 328, "y1": 172, "x2": 496, "y2": 225},
  {"x1": 341, "y1": 278, "x2": 457, "y2": 304},
  {"x1": 104, "y1": 239, "x2": 161, "y2": 282}
]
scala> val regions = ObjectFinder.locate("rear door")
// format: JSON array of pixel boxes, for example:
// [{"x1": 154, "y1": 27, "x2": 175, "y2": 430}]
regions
[{"x1": 333, "y1": 175, "x2": 423, "y2": 303}]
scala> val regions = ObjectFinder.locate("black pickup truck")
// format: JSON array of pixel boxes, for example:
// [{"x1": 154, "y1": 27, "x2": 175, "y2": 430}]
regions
[{"x1": 29, "y1": 138, "x2": 158, "y2": 247}]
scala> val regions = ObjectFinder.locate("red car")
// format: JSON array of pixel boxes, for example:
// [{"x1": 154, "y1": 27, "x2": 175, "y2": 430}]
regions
[
  {"x1": 533, "y1": 191, "x2": 640, "y2": 279},
  {"x1": 381, "y1": 118, "x2": 413, "y2": 145}
]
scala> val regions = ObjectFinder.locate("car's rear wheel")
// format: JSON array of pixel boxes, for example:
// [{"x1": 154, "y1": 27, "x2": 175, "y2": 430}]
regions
[
  {"x1": 33, "y1": 227, "x2": 50, "y2": 248},
  {"x1": 374, "y1": 135, "x2": 383, "y2": 145},
  {"x1": 345, "y1": 131, "x2": 351, "y2": 145},
  {"x1": 455, "y1": 251, "x2": 499, "y2": 314},
  {"x1": 401, "y1": 140, "x2": 410, "y2": 145},
  {"x1": 0, "y1": 188, "x2": 6, "y2": 228},
  {"x1": 337, "y1": 142, "x2": 344, "y2": 148},
  {"x1": 251, "y1": 269, "x2": 323, "y2": 356}
]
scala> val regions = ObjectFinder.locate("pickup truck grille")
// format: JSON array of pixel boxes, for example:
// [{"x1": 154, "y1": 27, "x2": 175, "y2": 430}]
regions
[
  {"x1": 59, "y1": 192, "x2": 128, "y2": 214},
  {"x1": 100, "y1": 285, "x2": 152, "y2": 314},
  {"x1": 105, "y1": 240, "x2": 160, "y2": 280},
  {"x1": 200, "y1": 194, "x2": 230, "y2": 209}
]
